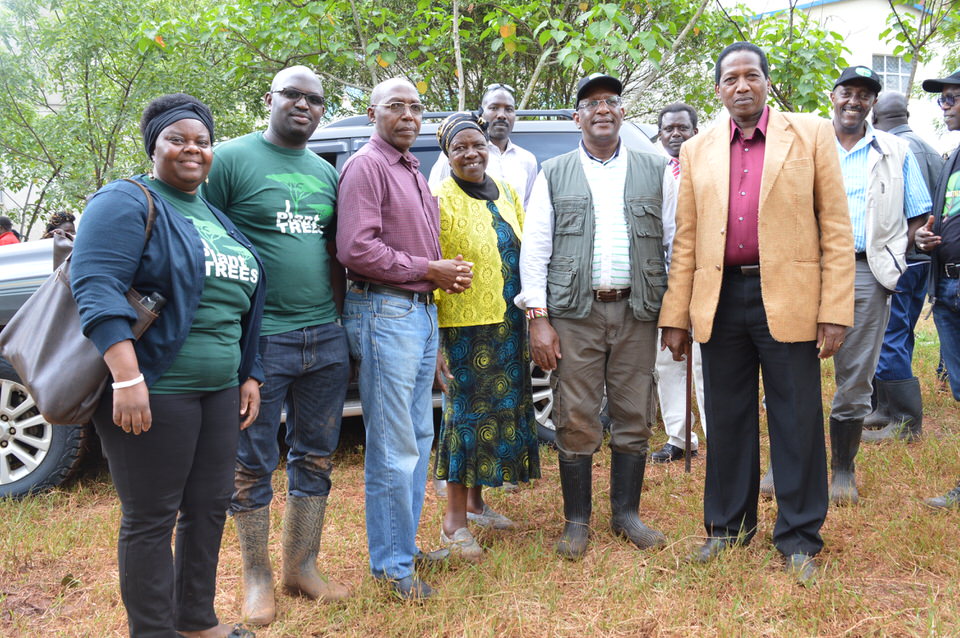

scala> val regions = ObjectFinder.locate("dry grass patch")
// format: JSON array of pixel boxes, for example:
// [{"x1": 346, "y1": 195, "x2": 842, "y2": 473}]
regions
[{"x1": 1, "y1": 319, "x2": 959, "y2": 636}]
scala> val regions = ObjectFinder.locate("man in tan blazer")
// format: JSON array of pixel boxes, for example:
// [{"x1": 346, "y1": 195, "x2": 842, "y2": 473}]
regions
[{"x1": 659, "y1": 42, "x2": 854, "y2": 585}]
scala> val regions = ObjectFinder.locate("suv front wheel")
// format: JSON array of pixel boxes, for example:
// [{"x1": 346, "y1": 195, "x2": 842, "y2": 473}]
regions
[{"x1": 0, "y1": 358, "x2": 88, "y2": 498}]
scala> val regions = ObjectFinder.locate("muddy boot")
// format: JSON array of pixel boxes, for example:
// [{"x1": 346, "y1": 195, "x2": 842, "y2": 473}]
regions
[
  {"x1": 759, "y1": 465, "x2": 775, "y2": 499},
  {"x1": 555, "y1": 455, "x2": 592, "y2": 561},
  {"x1": 281, "y1": 495, "x2": 350, "y2": 602},
  {"x1": 829, "y1": 417, "x2": 862, "y2": 506},
  {"x1": 234, "y1": 506, "x2": 276, "y2": 626},
  {"x1": 610, "y1": 451, "x2": 665, "y2": 549},
  {"x1": 863, "y1": 377, "x2": 890, "y2": 429},
  {"x1": 862, "y1": 377, "x2": 923, "y2": 443}
]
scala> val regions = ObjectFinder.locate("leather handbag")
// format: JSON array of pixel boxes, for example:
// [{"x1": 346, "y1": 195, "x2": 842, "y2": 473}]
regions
[{"x1": 0, "y1": 179, "x2": 161, "y2": 425}]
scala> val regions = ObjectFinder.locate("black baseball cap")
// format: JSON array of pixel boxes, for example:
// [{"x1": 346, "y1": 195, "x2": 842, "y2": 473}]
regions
[
  {"x1": 833, "y1": 65, "x2": 882, "y2": 94},
  {"x1": 922, "y1": 69, "x2": 960, "y2": 93},
  {"x1": 575, "y1": 74, "x2": 623, "y2": 108}
]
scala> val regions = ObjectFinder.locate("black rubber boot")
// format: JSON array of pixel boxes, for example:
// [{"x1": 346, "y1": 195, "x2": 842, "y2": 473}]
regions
[
  {"x1": 829, "y1": 417, "x2": 862, "y2": 506},
  {"x1": 610, "y1": 451, "x2": 666, "y2": 549},
  {"x1": 555, "y1": 455, "x2": 592, "y2": 560},
  {"x1": 863, "y1": 377, "x2": 891, "y2": 429},
  {"x1": 862, "y1": 377, "x2": 923, "y2": 443}
]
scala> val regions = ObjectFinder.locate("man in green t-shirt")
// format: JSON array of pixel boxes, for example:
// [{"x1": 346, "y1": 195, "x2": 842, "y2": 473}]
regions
[{"x1": 203, "y1": 66, "x2": 349, "y2": 626}]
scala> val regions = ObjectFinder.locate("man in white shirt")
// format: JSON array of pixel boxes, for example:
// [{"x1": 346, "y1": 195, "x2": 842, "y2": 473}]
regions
[
  {"x1": 652, "y1": 102, "x2": 707, "y2": 464},
  {"x1": 429, "y1": 83, "x2": 538, "y2": 208},
  {"x1": 516, "y1": 74, "x2": 676, "y2": 561}
]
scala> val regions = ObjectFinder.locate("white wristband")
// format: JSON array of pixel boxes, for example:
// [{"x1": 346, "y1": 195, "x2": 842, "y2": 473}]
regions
[{"x1": 112, "y1": 374, "x2": 145, "y2": 390}]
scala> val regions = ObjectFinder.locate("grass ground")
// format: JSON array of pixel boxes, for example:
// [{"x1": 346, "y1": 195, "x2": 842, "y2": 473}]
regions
[{"x1": 2, "y1": 319, "x2": 959, "y2": 637}]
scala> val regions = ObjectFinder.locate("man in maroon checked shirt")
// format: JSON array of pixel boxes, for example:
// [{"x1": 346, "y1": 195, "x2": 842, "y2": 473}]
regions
[{"x1": 336, "y1": 77, "x2": 472, "y2": 601}]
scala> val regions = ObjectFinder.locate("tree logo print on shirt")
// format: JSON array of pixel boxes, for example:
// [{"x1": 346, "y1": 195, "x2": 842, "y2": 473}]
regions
[
  {"x1": 194, "y1": 218, "x2": 260, "y2": 283},
  {"x1": 266, "y1": 172, "x2": 335, "y2": 234}
]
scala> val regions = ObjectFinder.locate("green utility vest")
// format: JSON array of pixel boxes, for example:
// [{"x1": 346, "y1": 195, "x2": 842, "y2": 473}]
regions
[{"x1": 542, "y1": 148, "x2": 668, "y2": 321}]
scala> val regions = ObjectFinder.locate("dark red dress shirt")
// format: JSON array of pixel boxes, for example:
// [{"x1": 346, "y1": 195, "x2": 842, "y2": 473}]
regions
[{"x1": 724, "y1": 106, "x2": 769, "y2": 266}]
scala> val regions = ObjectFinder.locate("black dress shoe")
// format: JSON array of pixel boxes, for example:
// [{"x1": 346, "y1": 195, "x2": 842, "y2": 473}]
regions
[
  {"x1": 651, "y1": 443, "x2": 697, "y2": 463},
  {"x1": 784, "y1": 553, "x2": 818, "y2": 586},
  {"x1": 690, "y1": 537, "x2": 732, "y2": 563},
  {"x1": 388, "y1": 575, "x2": 435, "y2": 601}
]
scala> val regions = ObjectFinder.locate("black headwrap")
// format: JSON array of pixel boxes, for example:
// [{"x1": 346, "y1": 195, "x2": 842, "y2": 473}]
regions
[
  {"x1": 437, "y1": 111, "x2": 487, "y2": 157},
  {"x1": 142, "y1": 103, "x2": 215, "y2": 159},
  {"x1": 437, "y1": 111, "x2": 499, "y2": 201}
]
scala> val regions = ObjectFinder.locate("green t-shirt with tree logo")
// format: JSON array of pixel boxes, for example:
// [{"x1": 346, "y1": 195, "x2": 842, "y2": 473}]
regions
[
  {"x1": 202, "y1": 132, "x2": 339, "y2": 336},
  {"x1": 149, "y1": 179, "x2": 259, "y2": 394}
]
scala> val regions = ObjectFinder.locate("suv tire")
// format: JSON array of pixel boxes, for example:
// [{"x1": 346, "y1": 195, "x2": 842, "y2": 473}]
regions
[{"x1": 0, "y1": 357, "x2": 88, "y2": 498}]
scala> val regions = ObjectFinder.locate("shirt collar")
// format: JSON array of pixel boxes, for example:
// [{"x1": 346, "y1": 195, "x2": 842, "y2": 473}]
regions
[
  {"x1": 729, "y1": 105, "x2": 770, "y2": 142},
  {"x1": 580, "y1": 139, "x2": 622, "y2": 166},
  {"x1": 369, "y1": 132, "x2": 420, "y2": 168},
  {"x1": 842, "y1": 121, "x2": 880, "y2": 155}
]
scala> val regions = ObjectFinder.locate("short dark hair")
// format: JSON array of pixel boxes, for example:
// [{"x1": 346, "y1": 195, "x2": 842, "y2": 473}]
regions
[
  {"x1": 658, "y1": 103, "x2": 698, "y2": 130},
  {"x1": 0, "y1": 215, "x2": 12, "y2": 231},
  {"x1": 714, "y1": 42, "x2": 769, "y2": 84},
  {"x1": 139, "y1": 93, "x2": 211, "y2": 139},
  {"x1": 45, "y1": 211, "x2": 76, "y2": 234}
]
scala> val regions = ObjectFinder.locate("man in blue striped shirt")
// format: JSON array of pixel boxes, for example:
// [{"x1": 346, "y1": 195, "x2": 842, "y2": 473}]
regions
[{"x1": 827, "y1": 65, "x2": 931, "y2": 506}]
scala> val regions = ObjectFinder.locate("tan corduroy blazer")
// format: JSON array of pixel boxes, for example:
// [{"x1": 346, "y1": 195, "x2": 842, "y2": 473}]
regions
[{"x1": 658, "y1": 108, "x2": 855, "y2": 343}]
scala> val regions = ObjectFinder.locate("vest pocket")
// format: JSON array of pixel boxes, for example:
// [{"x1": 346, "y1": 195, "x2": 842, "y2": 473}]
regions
[
  {"x1": 553, "y1": 196, "x2": 588, "y2": 235},
  {"x1": 628, "y1": 201, "x2": 663, "y2": 239},
  {"x1": 547, "y1": 256, "x2": 578, "y2": 311},
  {"x1": 640, "y1": 259, "x2": 668, "y2": 314}
]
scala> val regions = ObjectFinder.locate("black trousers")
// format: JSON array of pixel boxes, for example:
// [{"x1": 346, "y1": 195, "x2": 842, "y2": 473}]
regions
[
  {"x1": 94, "y1": 386, "x2": 239, "y2": 638},
  {"x1": 699, "y1": 271, "x2": 828, "y2": 556}
]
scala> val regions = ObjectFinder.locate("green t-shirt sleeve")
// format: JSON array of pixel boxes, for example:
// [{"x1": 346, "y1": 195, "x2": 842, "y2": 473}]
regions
[{"x1": 201, "y1": 153, "x2": 231, "y2": 211}]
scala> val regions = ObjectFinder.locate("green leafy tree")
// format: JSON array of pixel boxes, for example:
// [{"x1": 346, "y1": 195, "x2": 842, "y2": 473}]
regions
[
  {"x1": 715, "y1": 2, "x2": 850, "y2": 117},
  {"x1": 881, "y1": 0, "x2": 959, "y2": 97},
  {"x1": 0, "y1": 0, "x2": 257, "y2": 236}
]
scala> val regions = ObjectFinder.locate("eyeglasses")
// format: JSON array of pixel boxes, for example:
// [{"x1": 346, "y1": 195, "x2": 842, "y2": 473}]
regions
[
  {"x1": 938, "y1": 94, "x2": 959, "y2": 108},
  {"x1": 484, "y1": 83, "x2": 515, "y2": 94},
  {"x1": 577, "y1": 96, "x2": 622, "y2": 111},
  {"x1": 371, "y1": 102, "x2": 426, "y2": 115},
  {"x1": 273, "y1": 88, "x2": 325, "y2": 107}
]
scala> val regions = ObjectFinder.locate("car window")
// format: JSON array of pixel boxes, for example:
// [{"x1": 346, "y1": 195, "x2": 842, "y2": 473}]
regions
[{"x1": 311, "y1": 119, "x2": 657, "y2": 175}]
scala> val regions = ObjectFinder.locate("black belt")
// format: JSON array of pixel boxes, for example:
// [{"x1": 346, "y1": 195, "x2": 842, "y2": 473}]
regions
[
  {"x1": 855, "y1": 252, "x2": 868, "y2": 261},
  {"x1": 945, "y1": 263, "x2": 960, "y2": 279},
  {"x1": 724, "y1": 265, "x2": 760, "y2": 277},
  {"x1": 350, "y1": 281, "x2": 434, "y2": 304},
  {"x1": 593, "y1": 288, "x2": 631, "y2": 302}
]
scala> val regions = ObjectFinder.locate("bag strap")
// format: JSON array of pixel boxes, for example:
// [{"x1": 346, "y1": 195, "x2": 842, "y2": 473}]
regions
[{"x1": 122, "y1": 178, "x2": 157, "y2": 243}]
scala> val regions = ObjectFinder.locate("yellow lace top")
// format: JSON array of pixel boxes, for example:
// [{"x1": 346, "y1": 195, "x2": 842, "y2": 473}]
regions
[{"x1": 435, "y1": 177, "x2": 524, "y2": 328}]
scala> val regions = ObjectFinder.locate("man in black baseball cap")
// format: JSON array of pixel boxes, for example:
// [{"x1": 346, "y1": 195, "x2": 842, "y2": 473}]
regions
[
  {"x1": 833, "y1": 65, "x2": 883, "y2": 95},
  {"x1": 915, "y1": 68, "x2": 960, "y2": 510},
  {"x1": 823, "y1": 61, "x2": 932, "y2": 508},
  {"x1": 921, "y1": 69, "x2": 960, "y2": 93},
  {"x1": 519, "y1": 69, "x2": 674, "y2": 561},
  {"x1": 574, "y1": 73, "x2": 623, "y2": 108}
]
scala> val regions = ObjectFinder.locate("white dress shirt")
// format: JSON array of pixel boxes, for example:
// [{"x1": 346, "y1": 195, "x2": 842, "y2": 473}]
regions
[
  {"x1": 515, "y1": 141, "x2": 676, "y2": 309},
  {"x1": 428, "y1": 138, "x2": 539, "y2": 208}
]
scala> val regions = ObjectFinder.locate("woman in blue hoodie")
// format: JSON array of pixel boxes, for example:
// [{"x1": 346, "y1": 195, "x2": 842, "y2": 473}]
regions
[{"x1": 71, "y1": 94, "x2": 264, "y2": 638}]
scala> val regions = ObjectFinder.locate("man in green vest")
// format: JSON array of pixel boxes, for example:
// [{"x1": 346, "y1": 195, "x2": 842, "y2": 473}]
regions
[{"x1": 516, "y1": 73, "x2": 675, "y2": 560}]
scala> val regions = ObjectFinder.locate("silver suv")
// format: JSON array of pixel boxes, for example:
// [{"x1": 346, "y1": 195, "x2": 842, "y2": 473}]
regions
[{"x1": 0, "y1": 110, "x2": 657, "y2": 498}]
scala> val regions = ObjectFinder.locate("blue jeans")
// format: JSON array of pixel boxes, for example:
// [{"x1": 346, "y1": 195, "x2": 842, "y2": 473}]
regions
[
  {"x1": 933, "y1": 277, "x2": 960, "y2": 401},
  {"x1": 876, "y1": 262, "x2": 929, "y2": 381},
  {"x1": 342, "y1": 287, "x2": 438, "y2": 581},
  {"x1": 231, "y1": 322, "x2": 349, "y2": 513}
]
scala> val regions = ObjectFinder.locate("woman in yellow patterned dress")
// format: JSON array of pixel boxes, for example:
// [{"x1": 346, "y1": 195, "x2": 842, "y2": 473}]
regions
[{"x1": 432, "y1": 112, "x2": 540, "y2": 561}]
